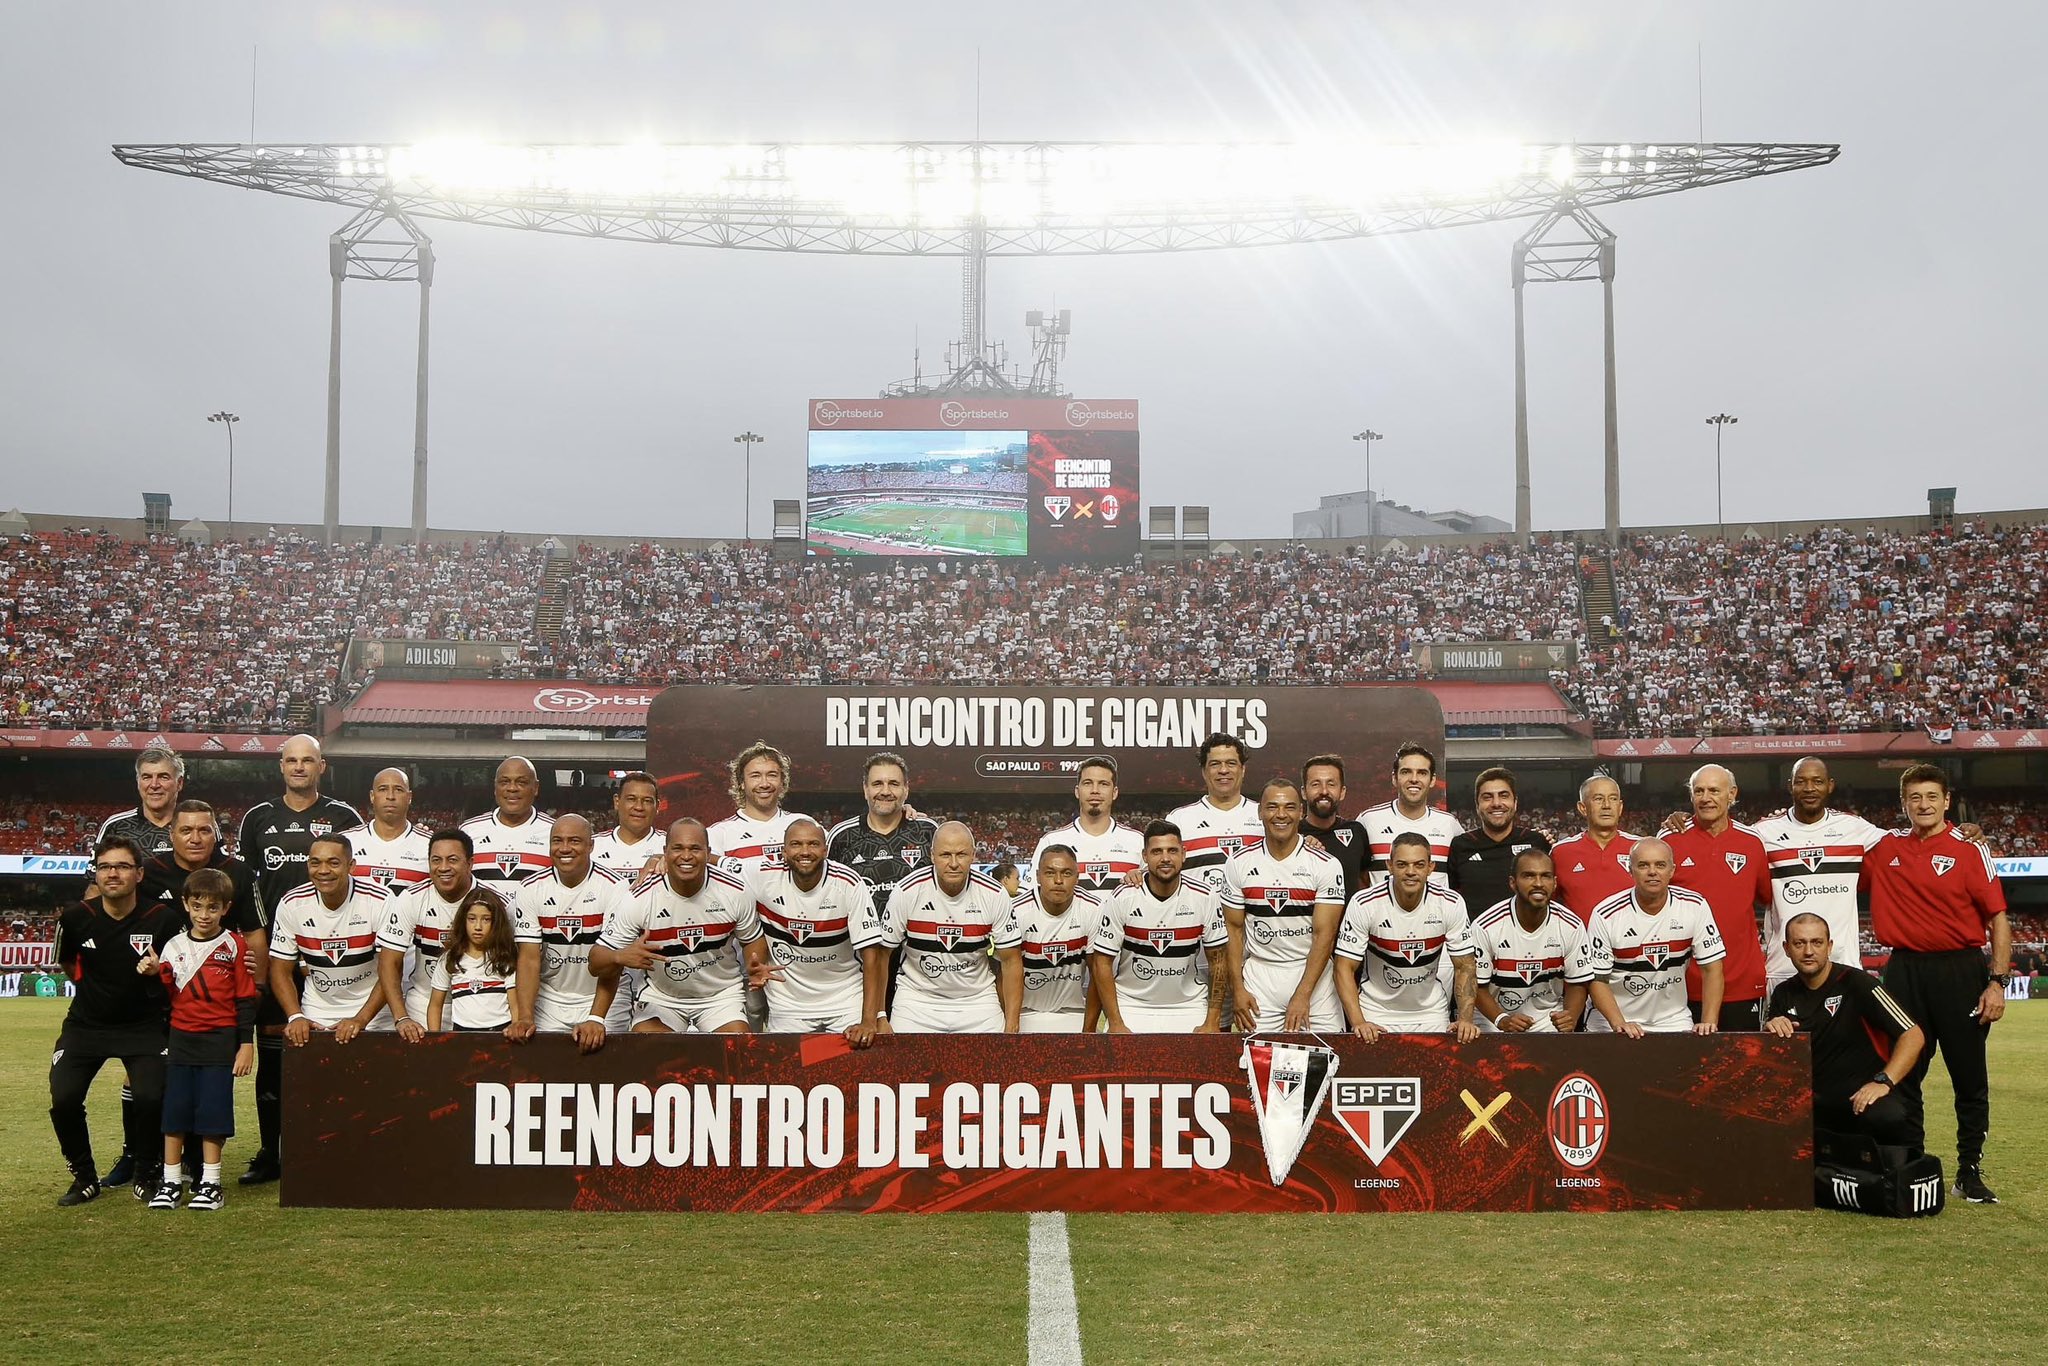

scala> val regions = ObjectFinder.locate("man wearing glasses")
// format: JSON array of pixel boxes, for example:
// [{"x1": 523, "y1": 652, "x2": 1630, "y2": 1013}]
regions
[{"x1": 48, "y1": 837, "x2": 183, "y2": 1207}]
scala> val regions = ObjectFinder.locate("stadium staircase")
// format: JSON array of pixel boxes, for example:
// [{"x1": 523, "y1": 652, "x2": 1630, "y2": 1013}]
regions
[
  {"x1": 285, "y1": 694, "x2": 316, "y2": 730},
  {"x1": 534, "y1": 555, "x2": 569, "y2": 645},
  {"x1": 1580, "y1": 550, "x2": 1619, "y2": 643}
]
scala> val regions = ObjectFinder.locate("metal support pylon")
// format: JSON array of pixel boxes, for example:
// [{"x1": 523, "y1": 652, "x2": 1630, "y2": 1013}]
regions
[
  {"x1": 324, "y1": 202, "x2": 434, "y2": 544},
  {"x1": 1511, "y1": 201, "x2": 1619, "y2": 545}
]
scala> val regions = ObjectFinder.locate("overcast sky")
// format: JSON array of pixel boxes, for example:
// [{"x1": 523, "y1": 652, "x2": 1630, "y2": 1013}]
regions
[{"x1": 1, "y1": 2, "x2": 2039, "y2": 541}]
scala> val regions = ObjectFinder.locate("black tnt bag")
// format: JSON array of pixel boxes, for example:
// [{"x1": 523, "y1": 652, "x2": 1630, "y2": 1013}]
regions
[{"x1": 1812, "y1": 1129, "x2": 1945, "y2": 1218}]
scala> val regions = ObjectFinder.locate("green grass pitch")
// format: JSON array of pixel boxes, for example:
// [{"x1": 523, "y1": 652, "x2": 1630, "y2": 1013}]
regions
[
  {"x1": 5, "y1": 998, "x2": 2043, "y2": 1362},
  {"x1": 812, "y1": 500, "x2": 1027, "y2": 555}
]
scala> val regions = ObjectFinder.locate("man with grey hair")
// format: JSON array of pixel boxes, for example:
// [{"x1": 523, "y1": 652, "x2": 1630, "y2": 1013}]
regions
[
  {"x1": 96, "y1": 745, "x2": 185, "y2": 859},
  {"x1": 1548, "y1": 773, "x2": 1641, "y2": 928},
  {"x1": 1586, "y1": 837, "x2": 1727, "y2": 1035},
  {"x1": 1665, "y1": 764, "x2": 1772, "y2": 1030}
]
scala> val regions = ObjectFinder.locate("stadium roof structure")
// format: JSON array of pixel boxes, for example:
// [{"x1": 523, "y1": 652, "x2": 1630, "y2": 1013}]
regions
[{"x1": 112, "y1": 140, "x2": 1838, "y2": 543}]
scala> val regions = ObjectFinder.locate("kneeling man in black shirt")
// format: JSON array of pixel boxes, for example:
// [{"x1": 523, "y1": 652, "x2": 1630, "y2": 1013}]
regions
[{"x1": 1766, "y1": 912, "x2": 1925, "y2": 1147}]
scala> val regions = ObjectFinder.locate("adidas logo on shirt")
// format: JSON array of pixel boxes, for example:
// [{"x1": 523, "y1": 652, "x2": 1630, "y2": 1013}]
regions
[{"x1": 1680, "y1": 857, "x2": 1696, "y2": 867}]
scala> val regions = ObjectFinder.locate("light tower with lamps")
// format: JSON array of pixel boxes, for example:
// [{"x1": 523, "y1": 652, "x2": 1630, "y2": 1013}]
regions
[
  {"x1": 1352, "y1": 429, "x2": 1383, "y2": 558},
  {"x1": 1705, "y1": 412, "x2": 1737, "y2": 537},
  {"x1": 733, "y1": 431, "x2": 763, "y2": 540},
  {"x1": 207, "y1": 410, "x2": 240, "y2": 528}
]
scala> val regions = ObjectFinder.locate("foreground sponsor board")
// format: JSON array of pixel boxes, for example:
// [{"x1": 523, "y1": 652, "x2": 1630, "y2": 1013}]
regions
[
  {"x1": 648, "y1": 683, "x2": 1443, "y2": 809},
  {"x1": 283, "y1": 1033, "x2": 1809, "y2": 1213}
]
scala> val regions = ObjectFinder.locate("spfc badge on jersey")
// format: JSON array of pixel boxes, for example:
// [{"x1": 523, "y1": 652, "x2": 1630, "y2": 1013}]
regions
[
  {"x1": 1218, "y1": 836, "x2": 1246, "y2": 859},
  {"x1": 1085, "y1": 861, "x2": 1110, "y2": 884},
  {"x1": 130, "y1": 933, "x2": 155, "y2": 957},
  {"x1": 936, "y1": 922, "x2": 965, "y2": 950},
  {"x1": 495, "y1": 852, "x2": 524, "y2": 876},
  {"x1": 901, "y1": 847, "x2": 923, "y2": 867},
  {"x1": 1399, "y1": 939, "x2": 1428, "y2": 964},
  {"x1": 1724, "y1": 852, "x2": 1747, "y2": 874},
  {"x1": 555, "y1": 916, "x2": 584, "y2": 939},
  {"x1": 1514, "y1": 958, "x2": 1543, "y2": 984},
  {"x1": 1332, "y1": 1076, "x2": 1422, "y2": 1167},
  {"x1": 1264, "y1": 888, "x2": 1293, "y2": 913},
  {"x1": 1931, "y1": 856, "x2": 1955, "y2": 877},
  {"x1": 789, "y1": 920, "x2": 814, "y2": 944},
  {"x1": 321, "y1": 938, "x2": 350, "y2": 963},
  {"x1": 1334, "y1": 828, "x2": 1354, "y2": 847},
  {"x1": 1148, "y1": 926, "x2": 1179, "y2": 953},
  {"x1": 1643, "y1": 941, "x2": 1672, "y2": 969},
  {"x1": 1042, "y1": 940, "x2": 1067, "y2": 964},
  {"x1": 1824, "y1": 994, "x2": 1843, "y2": 1017},
  {"x1": 1799, "y1": 847, "x2": 1826, "y2": 872},
  {"x1": 676, "y1": 925, "x2": 704, "y2": 953},
  {"x1": 1241, "y1": 1038, "x2": 1339, "y2": 1186},
  {"x1": 310, "y1": 820, "x2": 333, "y2": 838}
]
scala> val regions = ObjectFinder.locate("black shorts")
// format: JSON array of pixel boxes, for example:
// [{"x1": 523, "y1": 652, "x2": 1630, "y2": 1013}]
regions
[{"x1": 162, "y1": 1063, "x2": 236, "y2": 1137}]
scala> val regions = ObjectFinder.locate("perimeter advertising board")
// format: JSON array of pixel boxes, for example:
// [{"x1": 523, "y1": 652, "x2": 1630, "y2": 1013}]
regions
[
  {"x1": 281, "y1": 1033, "x2": 1811, "y2": 1213},
  {"x1": 646, "y1": 684, "x2": 1443, "y2": 813},
  {"x1": 806, "y1": 398, "x2": 1139, "y2": 559}
]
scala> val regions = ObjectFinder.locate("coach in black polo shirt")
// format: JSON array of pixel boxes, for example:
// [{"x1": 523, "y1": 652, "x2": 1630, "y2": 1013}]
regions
[
  {"x1": 1765, "y1": 912, "x2": 1924, "y2": 1147},
  {"x1": 1448, "y1": 767, "x2": 1553, "y2": 919},
  {"x1": 141, "y1": 800, "x2": 263, "y2": 945},
  {"x1": 49, "y1": 836, "x2": 183, "y2": 1206}
]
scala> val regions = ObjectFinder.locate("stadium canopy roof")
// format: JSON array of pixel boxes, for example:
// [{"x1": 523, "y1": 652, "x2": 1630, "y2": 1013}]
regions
[{"x1": 110, "y1": 141, "x2": 1838, "y2": 254}]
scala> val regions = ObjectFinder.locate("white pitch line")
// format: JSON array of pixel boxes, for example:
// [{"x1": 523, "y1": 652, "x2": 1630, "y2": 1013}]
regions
[{"x1": 1027, "y1": 1211, "x2": 1084, "y2": 1366}]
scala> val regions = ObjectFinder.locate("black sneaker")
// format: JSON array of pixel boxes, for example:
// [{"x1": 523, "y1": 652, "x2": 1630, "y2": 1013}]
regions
[
  {"x1": 238, "y1": 1151, "x2": 280, "y2": 1186},
  {"x1": 57, "y1": 1174, "x2": 101, "y2": 1207},
  {"x1": 147, "y1": 1180, "x2": 183, "y2": 1211},
  {"x1": 1955, "y1": 1167, "x2": 1999, "y2": 1204},
  {"x1": 187, "y1": 1181, "x2": 225, "y2": 1212},
  {"x1": 132, "y1": 1165, "x2": 164, "y2": 1202},
  {"x1": 105, "y1": 1152, "x2": 136, "y2": 1187}
]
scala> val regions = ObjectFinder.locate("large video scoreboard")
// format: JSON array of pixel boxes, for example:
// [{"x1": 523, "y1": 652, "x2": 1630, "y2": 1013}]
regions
[{"x1": 806, "y1": 397, "x2": 1139, "y2": 559}]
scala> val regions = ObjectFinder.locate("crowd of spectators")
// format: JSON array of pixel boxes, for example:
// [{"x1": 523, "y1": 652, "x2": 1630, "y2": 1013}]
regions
[{"x1": 9, "y1": 520, "x2": 2044, "y2": 740}]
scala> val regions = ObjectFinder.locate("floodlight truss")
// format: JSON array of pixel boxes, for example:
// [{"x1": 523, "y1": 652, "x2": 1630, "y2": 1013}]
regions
[{"x1": 111, "y1": 141, "x2": 1837, "y2": 255}]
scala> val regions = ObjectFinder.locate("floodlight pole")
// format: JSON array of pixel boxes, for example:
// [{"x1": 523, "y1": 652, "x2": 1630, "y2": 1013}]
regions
[
  {"x1": 1513, "y1": 201, "x2": 1620, "y2": 545},
  {"x1": 1706, "y1": 412, "x2": 1737, "y2": 536},
  {"x1": 207, "y1": 410, "x2": 239, "y2": 527},
  {"x1": 733, "y1": 431, "x2": 763, "y2": 539},
  {"x1": 323, "y1": 201, "x2": 434, "y2": 544},
  {"x1": 1352, "y1": 430, "x2": 1383, "y2": 558}
]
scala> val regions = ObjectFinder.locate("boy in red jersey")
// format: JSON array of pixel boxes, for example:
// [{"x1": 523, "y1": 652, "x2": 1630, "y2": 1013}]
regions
[{"x1": 139, "y1": 868, "x2": 257, "y2": 1211}]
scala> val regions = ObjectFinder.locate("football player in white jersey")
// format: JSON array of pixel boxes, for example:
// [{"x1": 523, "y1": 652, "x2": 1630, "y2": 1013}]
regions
[
  {"x1": 1585, "y1": 838, "x2": 1726, "y2": 1036},
  {"x1": 1469, "y1": 850, "x2": 1596, "y2": 1034},
  {"x1": 1091, "y1": 820, "x2": 1230, "y2": 1034},
  {"x1": 1336, "y1": 831, "x2": 1481, "y2": 1040},
  {"x1": 341, "y1": 768, "x2": 430, "y2": 897},
  {"x1": 1033, "y1": 756, "x2": 1145, "y2": 897},
  {"x1": 591, "y1": 819, "x2": 764, "y2": 1034},
  {"x1": 1221, "y1": 778, "x2": 1347, "y2": 1033},
  {"x1": 462, "y1": 756, "x2": 555, "y2": 889},
  {"x1": 270, "y1": 833, "x2": 392, "y2": 1043},
  {"x1": 377, "y1": 827, "x2": 507, "y2": 1041},
  {"x1": 511, "y1": 815, "x2": 622, "y2": 1051},
  {"x1": 1012, "y1": 845, "x2": 1099, "y2": 1033},
  {"x1": 1752, "y1": 756, "x2": 1888, "y2": 992},
  {"x1": 1358, "y1": 742, "x2": 1465, "y2": 889},
  {"x1": 707, "y1": 740, "x2": 812, "y2": 876},
  {"x1": 745, "y1": 818, "x2": 887, "y2": 1034},
  {"x1": 592, "y1": 771, "x2": 667, "y2": 879},
  {"x1": 1164, "y1": 733, "x2": 1265, "y2": 894},
  {"x1": 881, "y1": 822, "x2": 1023, "y2": 1034}
]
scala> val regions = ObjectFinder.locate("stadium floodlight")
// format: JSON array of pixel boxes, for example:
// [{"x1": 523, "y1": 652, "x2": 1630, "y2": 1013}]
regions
[
  {"x1": 206, "y1": 410, "x2": 239, "y2": 526},
  {"x1": 1352, "y1": 430, "x2": 1384, "y2": 558},
  {"x1": 113, "y1": 139, "x2": 1835, "y2": 546},
  {"x1": 1706, "y1": 413, "x2": 1738, "y2": 535},
  {"x1": 733, "y1": 431, "x2": 764, "y2": 540}
]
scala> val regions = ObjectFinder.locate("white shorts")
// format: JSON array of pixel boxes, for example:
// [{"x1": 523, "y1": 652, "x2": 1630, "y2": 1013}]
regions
[
  {"x1": 1120, "y1": 1002, "x2": 1208, "y2": 1034},
  {"x1": 766, "y1": 1006, "x2": 862, "y2": 1034},
  {"x1": 1018, "y1": 1010, "x2": 1085, "y2": 1034},
  {"x1": 1250, "y1": 1000, "x2": 1345, "y2": 1034},
  {"x1": 606, "y1": 969, "x2": 643, "y2": 1034},
  {"x1": 1243, "y1": 961, "x2": 1341, "y2": 1034},
  {"x1": 634, "y1": 992, "x2": 749, "y2": 1034},
  {"x1": 534, "y1": 996, "x2": 603, "y2": 1033},
  {"x1": 891, "y1": 994, "x2": 1005, "y2": 1034},
  {"x1": 1482, "y1": 1009, "x2": 1558, "y2": 1034},
  {"x1": 1359, "y1": 1008, "x2": 1451, "y2": 1035}
]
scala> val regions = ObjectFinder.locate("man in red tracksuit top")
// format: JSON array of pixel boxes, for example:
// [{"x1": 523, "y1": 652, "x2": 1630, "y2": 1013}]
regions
[
  {"x1": 1667, "y1": 764, "x2": 1772, "y2": 1030},
  {"x1": 139, "y1": 867, "x2": 258, "y2": 1212}
]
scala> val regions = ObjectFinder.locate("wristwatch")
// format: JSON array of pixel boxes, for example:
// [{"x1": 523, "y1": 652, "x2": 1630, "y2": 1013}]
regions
[
  {"x1": 1989, "y1": 972, "x2": 2012, "y2": 987},
  {"x1": 1871, "y1": 1071, "x2": 1893, "y2": 1090}
]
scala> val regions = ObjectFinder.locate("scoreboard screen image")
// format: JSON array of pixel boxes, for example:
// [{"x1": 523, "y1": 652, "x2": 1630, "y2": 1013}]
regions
[{"x1": 806, "y1": 398, "x2": 1139, "y2": 559}]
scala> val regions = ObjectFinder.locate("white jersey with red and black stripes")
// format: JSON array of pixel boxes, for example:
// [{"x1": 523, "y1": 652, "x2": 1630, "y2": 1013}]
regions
[
  {"x1": 601, "y1": 867, "x2": 760, "y2": 1010},
  {"x1": 1357, "y1": 802, "x2": 1465, "y2": 889},
  {"x1": 269, "y1": 878, "x2": 391, "y2": 1027},
  {"x1": 1162, "y1": 796, "x2": 1264, "y2": 894},
  {"x1": 514, "y1": 864, "x2": 629, "y2": 1022},
  {"x1": 708, "y1": 809, "x2": 810, "y2": 877},
  {"x1": 1751, "y1": 807, "x2": 1886, "y2": 983},
  {"x1": 592, "y1": 827, "x2": 666, "y2": 881},
  {"x1": 748, "y1": 860, "x2": 884, "y2": 1021},
  {"x1": 1013, "y1": 888, "x2": 1100, "y2": 1018},
  {"x1": 1335, "y1": 880, "x2": 1477, "y2": 1029},
  {"x1": 376, "y1": 878, "x2": 505, "y2": 1020},
  {"x1": 882, "y1": 866, "x2": 1021, "y2": 1008},
  {"x1": 429, "y1": 951, "x2": 514, "y2": 1030},
  {"x1": 1032, "y1": 821, "x2": 1145, "y2": 895},
  {"x1": 1091, "y1": 877, "x2": 1227, "y2": 1012},
  {"x1": 1220, "y1": 837, "x2": 1346, "y2": 1023},
  {"x1": 340, "y1": 820, "x2": 431, "y2": 896},
  {"x1": 1587, "y1": 885, "x2": 1726, "y2": 1033},
  {"x1": 462, "y1": 809, "x2": 555, "y2": 888},
  {"x1": 1468, "y1": 897, "x2": 1597, "y2": 1031}
]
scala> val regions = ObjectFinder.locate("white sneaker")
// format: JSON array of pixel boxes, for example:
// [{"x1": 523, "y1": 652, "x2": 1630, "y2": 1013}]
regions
[
  {"x1": 187, "y1": 1181, "x2": 225, "y2": 1212},
  {"x1": 147, "y1": 1180, "x2": 183, "y2": 1211}
]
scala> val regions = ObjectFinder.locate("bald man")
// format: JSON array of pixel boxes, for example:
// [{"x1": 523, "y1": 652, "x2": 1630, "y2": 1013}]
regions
[
  {"x1": 879, "y1": 822, "x2": 1023, "y2": 1033},
  {"x1": 462, "y1": 756, "x2": 555, "y2": 889},
  {"x1": 592, "y1": 819, "x2": 765, "y2": 1035},
  {"x1": 1586, "y1": 838, "x2": 1727, "y2": 1036},
  {"x1": 235, "y1": 733, "x2": 362, "y2": 1186},
  {"x1": 340, "y1": 767, "x2": 430, "y2": 897},
  {"x1": 743, "y1": 818, "x2": 888, "y2": 1036},
  {"x1": 510, "y1": 814, "x2": 621, "y2": 1050},
  {"x1": 1751, "y1": 757, "x2": 1890, "y2": 994},
  {"x1": 1665, "y1": 764, "x2": 1772, "y2": 1030}
]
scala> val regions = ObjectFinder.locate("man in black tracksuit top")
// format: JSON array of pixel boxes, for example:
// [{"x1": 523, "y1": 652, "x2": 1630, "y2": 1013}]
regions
[
  {"x1": 49, "y1": 836, "x2": 184, "y2": 1206},
  {"x1": 1765, "y1": 912, "x2": 1924, "y2": 1146}
]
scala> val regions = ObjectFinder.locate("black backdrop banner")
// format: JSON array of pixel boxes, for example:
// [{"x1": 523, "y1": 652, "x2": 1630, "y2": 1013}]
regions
[{"x1": 282, "y1": 1032, "x2": 1810, "y2": 1213}]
